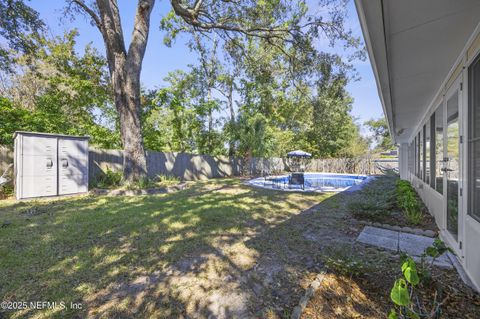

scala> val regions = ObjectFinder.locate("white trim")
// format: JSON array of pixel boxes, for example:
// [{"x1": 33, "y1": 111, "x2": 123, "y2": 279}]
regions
[{"x1": 354, "y1": 0, "x2": 397, "y2": 143}]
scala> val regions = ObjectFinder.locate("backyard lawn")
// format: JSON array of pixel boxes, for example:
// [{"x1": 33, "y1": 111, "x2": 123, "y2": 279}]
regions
[
  {"x1": 0, "y1": 179, "x2": 332, "y2": 318},
  {"x1": 1, "y1": 177, "x2": 479, "y2": 318}
]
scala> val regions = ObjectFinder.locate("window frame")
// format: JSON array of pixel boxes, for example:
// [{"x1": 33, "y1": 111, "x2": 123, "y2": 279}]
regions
[
  {"x1": 430, "y1": 113, "x2": 436, "y2": 189},
  {"x1": 468, "y1": 53, "x2": 480, "y2": 222}
]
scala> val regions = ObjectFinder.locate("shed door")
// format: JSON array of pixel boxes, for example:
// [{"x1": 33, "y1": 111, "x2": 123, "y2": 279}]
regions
[
  {"x1": 58, "y1": 138, "x2": 88, "y2": 195},
  {"x1": 20, "y1": 135, "x2": 58, "y2": 198}
]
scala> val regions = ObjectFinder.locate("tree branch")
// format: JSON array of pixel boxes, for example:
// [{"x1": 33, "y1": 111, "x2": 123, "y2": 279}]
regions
[
  {"x1": 71, "y1": 0, "x2": 102, "y2": 30},
  {"x1": 127, "y1": 0, "x2": 155, "y2": 76}
]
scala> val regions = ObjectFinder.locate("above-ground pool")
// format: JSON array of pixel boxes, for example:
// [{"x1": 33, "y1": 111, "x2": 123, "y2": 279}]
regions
[{"x1": 247, "y1": 172, "x2": 369, "y2": 192}]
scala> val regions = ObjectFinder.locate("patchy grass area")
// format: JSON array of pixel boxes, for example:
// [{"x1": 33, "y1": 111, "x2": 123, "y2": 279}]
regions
[
  {"x1": 0, "y1": 179, "x2": 330, "y2": 318},
  {"x1": 1, "y1": 176, "x2": 478, "y2": 319}
]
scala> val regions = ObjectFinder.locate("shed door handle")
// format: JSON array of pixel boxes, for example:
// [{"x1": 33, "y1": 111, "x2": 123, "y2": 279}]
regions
[
  {"x1": 46, "y1": 158, "x2": 53, "y2": 168},
  {"x1": 62, "y1": 159, "x2": 69, "y2": 168}
]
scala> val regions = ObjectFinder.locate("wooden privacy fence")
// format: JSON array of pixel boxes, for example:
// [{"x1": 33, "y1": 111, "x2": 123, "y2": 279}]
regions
[
  {"x1": 0, "y1": 146, "x2": 13, "y2": 176},
  {"x1": 246, "y1": 156, "x2": 398, "y2": 176},
  {"x1": 1, "y1": 145, "x2": 398, "y2": 183},
  {"x1": 89, "y1": 149, "x2": 243, "y2": 181}
]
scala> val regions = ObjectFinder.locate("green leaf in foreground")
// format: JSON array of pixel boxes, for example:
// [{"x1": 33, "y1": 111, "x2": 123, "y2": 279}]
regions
[{"x1": 390, "y1": 279, "x2": 410, "y2": 306}]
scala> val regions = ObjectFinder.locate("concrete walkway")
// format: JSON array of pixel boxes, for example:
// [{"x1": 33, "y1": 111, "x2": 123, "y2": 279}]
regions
[{"x1": 356, "y1": 226, "x2": 453, "y2": 268}]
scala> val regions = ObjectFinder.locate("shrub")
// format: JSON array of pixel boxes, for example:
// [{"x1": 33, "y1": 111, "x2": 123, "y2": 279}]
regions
[
  {"x1": 0, "y1": 183, "x2": 14, "y2": 199},
  {"x1": 125, "y1": 174, "x2": 181, "y2": 190},
  {"x1": 91, "y1": 167, "x2": 122, "y2": 189},
  {"x1": 396, "y1": 180, "x2": 423, "y2": 225},
  {"x1": 348, "y1": 199, "x2": 390, "y2": 221},
  {"x1": 155, "y1": 174, "x2": 180, "y2": 186}
]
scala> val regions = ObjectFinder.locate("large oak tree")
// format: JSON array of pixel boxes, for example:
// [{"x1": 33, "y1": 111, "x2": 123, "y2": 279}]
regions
[{"x1": 67, "y1": 0, "x2": 356, "y2": 182}]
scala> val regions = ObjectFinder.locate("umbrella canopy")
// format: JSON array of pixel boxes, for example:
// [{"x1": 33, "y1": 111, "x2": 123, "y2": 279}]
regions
[{"x1": 287, "y1": 150, "x2": 312, "y2": 158}]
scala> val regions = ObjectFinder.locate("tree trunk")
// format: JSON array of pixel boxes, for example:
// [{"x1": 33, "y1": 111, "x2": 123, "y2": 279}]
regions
[
  {"x1": 73, "y1": 0, "x2": 155, "y2": 182},
  {"x1": 113, "y1": 61, "x2": 147, "y2": 182},
  {"x1": 207, "y1": 87, "x2": 213, "y2": 153},
  {"x1": 227, "y1": 79, "x2": 235, "y2": 156}
]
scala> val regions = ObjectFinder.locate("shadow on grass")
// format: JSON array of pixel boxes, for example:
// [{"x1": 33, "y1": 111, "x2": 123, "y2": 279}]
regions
[{"x1": 0, "y1": 177, "x2": 400, "y2": 318}]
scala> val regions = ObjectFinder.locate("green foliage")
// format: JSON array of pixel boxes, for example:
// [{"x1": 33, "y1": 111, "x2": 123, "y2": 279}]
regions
[
  {"x1": 125, "y1": 174, "x2": 181, "y2": 190},
  {"x1": 347, "y1": 199, "x2": 391, "y2": 221},
  {"x1": 364, "y1": 117, "x2": 394, "y2": 151},
  {"x1": 1, "y1": 1, "x2": 370, "y2": 162},
  {"x1": 0, "y1": 31, "x2": 119, "y2": 148},
  {"x1": 0, "y1": 0, "x2": 45, "y2": 71},
  {"x1": 389, "y1": 240, "x2": 453, "y2": 319},
  {"x1": 151, "y1": 0, "x2": 368, "y2": 159},
  {"x1": 348, "y1": 178, "x2": 397, "y2": 221},
  {"x1": 390, "y1": 279, "x2": 410, "y2": 306},
  {"x1": 305, "y1": 64, "x2": 369, "y2": 158},
  {"x1": 401, "y1": 257, "x2": 419, "y2": 286},
  {"x1": 0, "y1": 97, "x2": 39, "y2": 144},
  {"x1": 155, "y1": 174, "x2": 180, "y2": 186},
  {"x1": 425, "y1": 239, "x2": 454, "y2": 259},
  {"x1": 0, "y1": 183, "x2": 14, "y2": 199},
  {"x1": 396, "y1": 180, "x2": 423, "y2": 225},
  {"x1": 91, "y1": 167, "x2": 122, "y2": 189},
  {"x1": 388, "y1": 308, "x2": 399, "y2": 319}
]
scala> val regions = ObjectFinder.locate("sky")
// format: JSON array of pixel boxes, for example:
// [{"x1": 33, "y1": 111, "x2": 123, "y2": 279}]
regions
[{"x1": 28, "y1": 0, "x2": 383, "y2": 130}]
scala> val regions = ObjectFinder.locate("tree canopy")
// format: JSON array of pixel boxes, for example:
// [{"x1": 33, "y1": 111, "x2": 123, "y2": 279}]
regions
[
  {"x1": 0, "y1": 0, "x2": 373, "y2": 170},
  {"x1": 364, "y1": 117, "x2": 394, "y2": 151}
]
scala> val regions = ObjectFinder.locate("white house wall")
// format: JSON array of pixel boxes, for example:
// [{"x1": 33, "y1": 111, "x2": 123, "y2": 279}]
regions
[
  {"x1": 357, "y1": 0, "x2": 480, "y2": 291},
  {"x1": 397, "y1": 24, "x2": 480, "y2": 291}
]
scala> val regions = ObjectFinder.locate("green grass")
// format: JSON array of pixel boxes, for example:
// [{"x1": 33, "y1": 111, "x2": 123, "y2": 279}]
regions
[{"x1": 0, "y1": 178, "x2": 329, "y2": 318}]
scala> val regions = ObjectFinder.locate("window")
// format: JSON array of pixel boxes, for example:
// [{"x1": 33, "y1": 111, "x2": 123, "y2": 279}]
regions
[
  {"x1": 425, "y1": 122, "x2": 430, "y2": 185},
  {"x1": 419, "y1": 131, "x2": 424, "y2": 179},
  {"x1": 408, "y1": 142, "x2": 413, "y2": 173},
  {"x1": 469, "y1": 54, "x2": 480, "y2": 221},
  {"x1": 415, "y1": 135, "x2": 419, "y2": 177},
  {"x1": 435, "y1": 106, "x2": 444, "y2": 194},
  {"x1": 430, "y1": 113, "x2": 436, "y2": 189}
]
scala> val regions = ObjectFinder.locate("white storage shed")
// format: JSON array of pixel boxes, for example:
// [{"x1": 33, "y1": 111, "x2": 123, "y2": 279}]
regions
[{"x1": 14, "y1": 132, "x2": 89, "y2": 200}]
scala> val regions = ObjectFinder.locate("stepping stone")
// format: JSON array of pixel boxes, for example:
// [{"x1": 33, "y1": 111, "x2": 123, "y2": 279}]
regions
[
  {"x1": 356, "y1": 226, "x2": 453, "y2": 269},
  {"x1": 357, "y1": 226, "x2": 399, "y2": 251},
  {"x1": 362, "y1": 225, "x2": 399, "y2": 239},
  {"x1": 399, "y1": 232, "x2": 434, "y2": 256}
]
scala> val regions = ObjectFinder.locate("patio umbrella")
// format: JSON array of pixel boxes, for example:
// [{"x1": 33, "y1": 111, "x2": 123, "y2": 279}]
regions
[{"x1": 287, "y1": 150, "x2": 312, "y2": 158}]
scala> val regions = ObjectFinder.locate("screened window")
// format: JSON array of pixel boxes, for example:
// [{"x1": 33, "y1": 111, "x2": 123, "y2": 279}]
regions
[
  {"x1": 408, "y1": 142, "x2": 413, "y2": 173},
  {"x1": 419, "y1": 131, "x2": 424, "y2": 179},
  {"x1": 425, "y1": 122, "x2": 430, "y2": 185},
  {"x1": 435, "y1": 106, "x2": 444, "y2": 194},
  {"x1": 415, "y1": 135, "x2": 419, "y2": 177},
  {"x1": 430, "y1": 113, "x2": 436, "y2": 189},
  {"x1": 469, "y1": 54, "x2": 480, "y2": 221}
]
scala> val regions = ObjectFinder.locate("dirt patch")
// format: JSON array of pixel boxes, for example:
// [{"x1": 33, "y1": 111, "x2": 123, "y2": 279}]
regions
[
  {"x1": 301, "y1": 249, "x2": 480, "y2": 319},
  {"x1": 301, "y1": 273, "x2": 388, "y2": 318}
]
